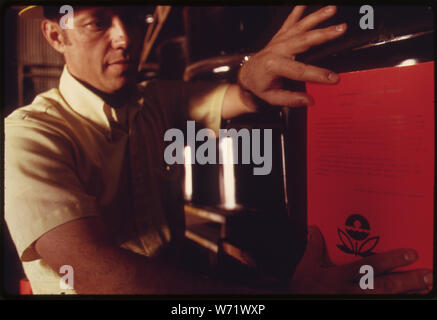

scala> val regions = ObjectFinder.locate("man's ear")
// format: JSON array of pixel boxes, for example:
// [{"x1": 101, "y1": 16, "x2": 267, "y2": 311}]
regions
[{"x1": 41, "y1": 19, "x2": 68, "y2": 54}]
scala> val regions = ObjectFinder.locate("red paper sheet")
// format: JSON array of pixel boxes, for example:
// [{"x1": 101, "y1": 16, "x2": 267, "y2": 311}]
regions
[{"x1": 306, "y1": 62, "x2": 434, "y2": 270}]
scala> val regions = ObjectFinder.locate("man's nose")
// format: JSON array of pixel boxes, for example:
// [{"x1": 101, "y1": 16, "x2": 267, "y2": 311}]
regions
[{"x1": 110, "y1": 17, "x2": 130, "y2": 49}]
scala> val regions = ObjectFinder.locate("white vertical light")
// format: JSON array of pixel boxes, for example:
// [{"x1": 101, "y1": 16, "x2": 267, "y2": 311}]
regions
[
  {"x1": 184, "y1": 146, "x2": 192, "y2": 201},
  {"x1": 220, "y1": 137, "x2": 237, "y2": 210}
]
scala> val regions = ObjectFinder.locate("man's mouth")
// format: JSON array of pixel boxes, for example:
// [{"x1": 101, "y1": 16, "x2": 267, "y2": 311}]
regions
[
  {"x1": 109, "y1": 58, "x2": 131, "y2": 65},
  {"x1": 107, "y1": 59, "x2": 133, "y2": 73}
]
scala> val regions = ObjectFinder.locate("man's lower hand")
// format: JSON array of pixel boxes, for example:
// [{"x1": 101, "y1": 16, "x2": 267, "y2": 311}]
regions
[{"x1": 289, "y1": 226, "x2": 433, "y2": 294}]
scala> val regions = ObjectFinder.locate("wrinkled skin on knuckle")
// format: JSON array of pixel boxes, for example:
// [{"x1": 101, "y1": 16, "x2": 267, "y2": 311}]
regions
[
  {"x1": 297, "y1": 33, "x2": 310, "y2": 46},
  {"x1": 290, "y1": 23, "x2": 304, "y2": 36},
  {"x1": 297, "y1": 45, "x2": 310, "y2": 55},
  {"x1": 283, "y1": 97, "x2": 298, "y2": 108},
  {"x1": 294, "y1": 62, "x2": 308, "y2": 79},
  {"x1": 320, "y1": 70, "x2": 331, "y2": 82},
  {"x1": 291, "y1": 37, "x2": 309, "y2": 54}
]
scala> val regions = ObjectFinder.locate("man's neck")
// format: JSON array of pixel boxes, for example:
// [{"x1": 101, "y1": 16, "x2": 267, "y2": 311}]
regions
[
  {"x1": 71, "y1": 74, "x2": 136, "y2": 109},
  {"x1": 99, "y1": 87, "x2": 135, "y2": 109}
]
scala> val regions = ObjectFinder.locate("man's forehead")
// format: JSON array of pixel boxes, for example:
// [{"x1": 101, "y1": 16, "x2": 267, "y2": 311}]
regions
[
  {"x1": 74, "y1": 6, "x2": 147, "y2": 16},
  {"x1": 45, "y1": 5, "x2": 148, "y2": 19}
]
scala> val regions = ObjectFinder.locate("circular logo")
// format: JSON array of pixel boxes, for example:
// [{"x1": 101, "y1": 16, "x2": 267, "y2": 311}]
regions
[
  {"x1": 337, "y1": 214, "x2": 379, "y2": 257},
  {"x1": 345, "y1": 214, "x2": 370, "y2": 241}
]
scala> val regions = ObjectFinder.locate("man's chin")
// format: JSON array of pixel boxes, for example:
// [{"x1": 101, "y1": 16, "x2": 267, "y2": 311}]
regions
[{"x1": 106, "y1": 74, "x2": 137, "y2": 93}]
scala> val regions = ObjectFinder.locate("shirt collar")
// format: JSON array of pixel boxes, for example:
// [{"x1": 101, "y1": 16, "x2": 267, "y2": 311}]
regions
[{"x1": 58, "y1": 65, "x2": 142, "y2": 135}]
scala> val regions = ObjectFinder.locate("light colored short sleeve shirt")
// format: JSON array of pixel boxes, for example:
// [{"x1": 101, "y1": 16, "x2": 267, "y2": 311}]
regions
[{"x1": 5, "y1": 66, "x2": 229, "y2": 294}]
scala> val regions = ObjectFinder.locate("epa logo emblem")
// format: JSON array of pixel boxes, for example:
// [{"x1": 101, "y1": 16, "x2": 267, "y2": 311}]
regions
[{"x1": 337, "y1": 214, "x2": 379, "y2": 257}]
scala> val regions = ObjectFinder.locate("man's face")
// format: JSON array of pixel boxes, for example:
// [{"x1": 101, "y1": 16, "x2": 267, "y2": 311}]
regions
[{"x1": 61, "y1": 7, "x2": 146, "y2": 94}]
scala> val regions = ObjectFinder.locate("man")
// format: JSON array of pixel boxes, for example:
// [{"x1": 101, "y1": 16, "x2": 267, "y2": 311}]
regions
[{"x1": 5, "y1": 5, "x2": 432, "y2": 294}]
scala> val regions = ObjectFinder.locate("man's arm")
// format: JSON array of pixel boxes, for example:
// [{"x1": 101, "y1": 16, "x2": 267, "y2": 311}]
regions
[
  {"x1": 34, "y1": 216, "x2": 264, "y2": 294},
  {"x1": 222, "y1": 5, "x2": 345, "y2": 119}
]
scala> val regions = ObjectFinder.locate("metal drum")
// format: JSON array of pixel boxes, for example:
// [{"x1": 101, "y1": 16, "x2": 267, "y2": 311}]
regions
[{"x1": 183, "y1": 54, "x2": 307, "y2": 282}]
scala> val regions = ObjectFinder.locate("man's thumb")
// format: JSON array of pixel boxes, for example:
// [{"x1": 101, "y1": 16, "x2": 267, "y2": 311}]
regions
[{"x1": 302, "y1": 226, "x2": 330, "y2": 265}]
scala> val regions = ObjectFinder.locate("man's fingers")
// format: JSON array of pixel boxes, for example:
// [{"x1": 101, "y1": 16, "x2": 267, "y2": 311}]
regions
[
  {"x1": 262, "y1": 89, "x2": 314, "y2": 108},
  {"x1": 287, "y1": 23, "x2": 347, "y2": 55},
  {"x1": 267, "y1": 58, "x2": 339, "y2": 85},
  {"x1": 352, "y1": 270, "x2": 433, "y2": 295},
  {"x1": 291, "y1": 5, "x2": 338, "y2": 35},
  {"x1": 279, "y1": 5, "x2": 307, "y2": 31},
  {"x1": 340, "y1": 249, "x2": 419, "y2": 282}
]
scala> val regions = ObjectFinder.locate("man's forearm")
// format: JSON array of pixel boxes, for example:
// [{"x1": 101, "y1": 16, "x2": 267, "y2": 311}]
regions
[
  {"x1": 60, "y1": 244, "x2": 246, "y2": 294},
  {"x1": 34, "y1": 217, "x2": 268, "y2": 294}
]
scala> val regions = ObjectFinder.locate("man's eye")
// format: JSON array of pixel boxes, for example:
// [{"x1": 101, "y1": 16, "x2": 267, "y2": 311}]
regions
[{"x1": 85, "y1": 20, "x2": 109, "y2": 31}]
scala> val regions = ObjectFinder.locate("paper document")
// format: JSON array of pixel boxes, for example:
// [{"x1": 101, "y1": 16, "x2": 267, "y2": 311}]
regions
[{"x1": 306, "y1": 62, "x2": 434, "y2": 270}]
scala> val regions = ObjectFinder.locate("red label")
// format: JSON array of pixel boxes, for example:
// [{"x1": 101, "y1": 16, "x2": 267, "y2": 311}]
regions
[{"x1": 306, "y1": 62, "x2": 434, "y2": 270}]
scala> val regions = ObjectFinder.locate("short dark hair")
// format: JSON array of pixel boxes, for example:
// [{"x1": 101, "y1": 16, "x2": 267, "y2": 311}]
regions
[{"x1": 43, "y1": 6, "x2": 60, "y2": 20}]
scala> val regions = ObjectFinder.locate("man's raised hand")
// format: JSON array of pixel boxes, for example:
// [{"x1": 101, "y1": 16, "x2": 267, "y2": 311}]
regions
[{"x1": 238, "y1": 5, "x2": 347, "y2": 109}]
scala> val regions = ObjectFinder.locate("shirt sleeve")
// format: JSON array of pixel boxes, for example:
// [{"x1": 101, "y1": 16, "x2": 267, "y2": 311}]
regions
[
  {"x1": 183, "y1": 81, "x2": 230, "y2": 135},
  {"x1": 5, "y1": 113, "x2": 101, "y2": 262},
  {"x1": 140, "y1": 80, "x2": 230, "y2": 135}
]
